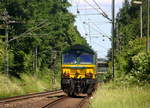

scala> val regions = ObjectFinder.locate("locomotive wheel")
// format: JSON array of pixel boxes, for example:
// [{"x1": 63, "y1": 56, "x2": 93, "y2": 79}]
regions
[
  {"x1": 68, "y1": 79, "x2": 75, "y2": 96},
  {"x1": 68, "y1": 92, "x2": 76, "y2": 97}
]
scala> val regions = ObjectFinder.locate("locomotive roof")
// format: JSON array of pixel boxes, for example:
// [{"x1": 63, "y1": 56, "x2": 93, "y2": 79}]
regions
[{"x1": 62, "y1": 44, "x2": 95, "y2": 55}]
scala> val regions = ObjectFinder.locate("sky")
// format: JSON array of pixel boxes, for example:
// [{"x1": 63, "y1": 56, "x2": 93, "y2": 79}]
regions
[{"x1": 68, "y1": 0, "x2": 124, "y2": 59}]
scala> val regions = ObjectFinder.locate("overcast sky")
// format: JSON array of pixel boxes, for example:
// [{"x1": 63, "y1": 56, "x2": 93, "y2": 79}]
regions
[{"x1": 68, "y1": 0, "x2": 124, "y2": 58}]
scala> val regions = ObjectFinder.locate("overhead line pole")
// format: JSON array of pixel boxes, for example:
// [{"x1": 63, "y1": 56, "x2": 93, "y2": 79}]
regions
[
  {"x1": 3, "y1": 9, "x2": 20, "y2": 76},
  {"x1": 35, "y1": 46, "x2": 38, "y2": 75},
  {"x1": 3, "y1": 9, "x2": 9, "y2": 76},
  {"x1": 2, "y1": 10, "x2": 50, "y2": 76},
  {"x1": 147, "y1": 0, "x2": 150, "y2": 52},
  {"x1": 112, "y1": 0, "x2": 115, "y2": 79},
  {"x1": 140, "y1": 5, "x2": 143, "y2": 38},
  {"x1": 5, "y1": 21, "x2": 9, "y2": 76}
]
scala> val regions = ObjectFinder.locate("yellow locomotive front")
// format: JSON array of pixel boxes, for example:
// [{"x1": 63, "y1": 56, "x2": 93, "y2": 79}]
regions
[
  {"x1": 61, "y1": 45, "x2": 97, "y2": 96},
  {"x1": 62, "y1": 64, "x2": 96, "y2": 79}
]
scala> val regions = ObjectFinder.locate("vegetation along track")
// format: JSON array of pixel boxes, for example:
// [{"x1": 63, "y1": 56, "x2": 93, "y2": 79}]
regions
[{"x1": 0, "y1": 89, "x2": 63, "y2": 103}]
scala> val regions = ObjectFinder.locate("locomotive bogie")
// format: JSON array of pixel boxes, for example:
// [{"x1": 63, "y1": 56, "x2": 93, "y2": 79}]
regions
[{"x1": 61, "y1": 78, "x2": 96, "y2": 96}]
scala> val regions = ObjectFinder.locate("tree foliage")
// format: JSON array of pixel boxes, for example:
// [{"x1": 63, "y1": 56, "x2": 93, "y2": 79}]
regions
[
  {"x1": 0, "y1": 0, "x2": 88, "y2": 77},
  {"x1": 116, "y1": 0, "x2": 150, "y2": 49},
  {"x1": 107, "y1": 0, "x2": 150, "y2": 84}
]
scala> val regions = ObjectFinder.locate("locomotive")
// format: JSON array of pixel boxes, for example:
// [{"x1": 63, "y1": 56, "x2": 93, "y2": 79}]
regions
[{"x1": 61, "y1": 44, "x2": 97, "y2": 96}]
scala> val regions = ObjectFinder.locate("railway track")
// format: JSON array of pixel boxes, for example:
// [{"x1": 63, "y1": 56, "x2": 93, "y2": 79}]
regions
[
  {"x1": 0, "y1": 90, "x2": 90, "y2": 108},
  {"x1": 0, "y1": 89, "x2": 63, "y2": 103},
  {"x1": 42, "y1": 95, "x2": 89, "y2": 108},
  {"x1": 76, "y1": 96, "x2": 90, "y2": 108},
  {"x1": 42, "y1": 96, "x2": 68, "y2": 108}
]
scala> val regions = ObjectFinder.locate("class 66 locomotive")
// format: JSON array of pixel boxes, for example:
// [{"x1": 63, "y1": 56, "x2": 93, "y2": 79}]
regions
[{"x1": 61, "y1": 44, "x2": 97, "y2": 96}]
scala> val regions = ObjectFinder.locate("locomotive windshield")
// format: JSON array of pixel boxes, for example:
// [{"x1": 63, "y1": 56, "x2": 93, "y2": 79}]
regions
[
  {"x1": 79, "y1": 54, "x2": 93, "y2": 64},
  {"x1": 63, "y1": 53, "x2": 94, "y2": 64},
  {"x1": 63, "y1": 54, "x2": 77, "y2": 64}
]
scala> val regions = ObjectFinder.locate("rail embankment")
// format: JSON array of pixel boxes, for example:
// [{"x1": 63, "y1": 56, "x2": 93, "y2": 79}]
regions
[
  {"x1": 0, "y1": 74, "x2": 60, "y2": 99},
  {"x1": 90, "y1": 83, "x2": 150, "y2": 108}
]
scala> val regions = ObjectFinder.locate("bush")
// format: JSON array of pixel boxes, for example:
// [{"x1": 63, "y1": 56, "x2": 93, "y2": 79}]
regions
[
  {"x1": 131, "y1": 52, "x2": 150, "y2": 84},
  {"x1": 0, "y1": 73, "x2": 60, "y2": 98},
  {"x1": 113, "y1": 38, "x2": 150, "y2": 85},
  {"x1": 0, "y1": 74, "x2": 24, "y2": 98}
]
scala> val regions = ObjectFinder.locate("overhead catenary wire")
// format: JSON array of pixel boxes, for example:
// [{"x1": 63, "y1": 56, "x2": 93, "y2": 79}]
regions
[
  {"x1": 84, "y1": 0, "x2": 102, "y2": 13},
  {"x1": 76, "y1": 7, "x2": 92, "y2": 38},
  {"x1": 19, "y1": 19, "x2": 49, "y2": 37},
  {"x1": 69, "y1": 0, "x2": 109, "y2": 38},
  {"x1": 84, "y1": 0, "x2": 112, "y2": 21},
  {"x1": 91, "y1": 23, "x2": 111, "y2": 38},
  {"x1": 68, "y1": 0, "x2": 73, "y2": 13},
  {"x1": 76, "y1": 0, "x2": 80, "y2": 13},
  {"x1": 77, "y1": 15, "x2": 88, "y2": 37},
  {"x1": 68, "y1": 0, "x2": 112, "y2": 59},
  {"x1": 9, "y1": 21, "x2": 51, "y2": 42},
  {"x1": 77, "y1": 13, "x2": 101, "y2": 16},
  {"x1": 69, "y1": 0, "x2": 112, "y2": 57},
  {"x1": 69, "y1": 0, "x2": 111, "y2": 37},
  {"x1": 92, "y1": 0, "x2": 111, "y2": 21},
  {"x1": 94, "y1": 41, "x2": 110, "y2": 51},
  {"x1": 75, "y1": 2, "x2": 94, "y2": 38},
  {"x1": 91, "y1": 21, "x2": 111, "y2": 37},
  {"x1": 76, "y1": 9, "x2": 110, "y2": 40},
  {"x1": 83, "y1": 22, "x2": 111, "y2": 40}
]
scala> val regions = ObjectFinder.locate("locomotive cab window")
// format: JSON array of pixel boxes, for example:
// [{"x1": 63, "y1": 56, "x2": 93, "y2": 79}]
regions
[
  {"x1": 63, "y1": 54, "x2": 77, "y2": 64},
  {"x1": 79, "y1": 53, "x2": 94, "y2": 64},
  {"x1": 62, "y1": 53, "x2": 94, "y2": 64}
]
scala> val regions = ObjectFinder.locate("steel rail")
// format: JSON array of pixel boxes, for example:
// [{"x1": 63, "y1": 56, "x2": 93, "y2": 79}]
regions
[
  {"x1": 42, "y1": 96, "x2": 68, "y2": 108},
  {"x1": 76, "y1": 96, "x2": 90, "y2": 108},
  {"x1": 0, "y1": 89, "x2": 63, "y2": 103}
]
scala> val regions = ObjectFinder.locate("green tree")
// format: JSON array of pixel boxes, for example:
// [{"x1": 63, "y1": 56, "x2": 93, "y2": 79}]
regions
[
  {"x1": 107, "y1": 0, "x2": 150, "y2": 84},
  {"x1": 0, "y1": 0, "x2": 88, "y2": 76}
]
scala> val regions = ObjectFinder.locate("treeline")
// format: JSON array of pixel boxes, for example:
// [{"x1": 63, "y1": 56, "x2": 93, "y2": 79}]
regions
[
  {"x1": 108, "y1": 0, "x2": 150, "y2": 85},
  {"x1": 0, "y1": 0, "x2": 88, "y2": 77}
]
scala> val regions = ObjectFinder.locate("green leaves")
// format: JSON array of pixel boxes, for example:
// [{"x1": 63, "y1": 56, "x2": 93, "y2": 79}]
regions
[
  {"x1": 116, "y1": 0, "x2": 150, "y2": 50},
  {"x1": 114, "y1": 37, "x2": 150, "y2": 85},
  {"x1": 0, "y1": 0, "x2": 88, "y2": 77},
  {"x1": 131, "y1": 52, "x2": 150, "y2": 83},
  {"x1": 113, "y1": 0, "x2": 150, "y2": 85}
]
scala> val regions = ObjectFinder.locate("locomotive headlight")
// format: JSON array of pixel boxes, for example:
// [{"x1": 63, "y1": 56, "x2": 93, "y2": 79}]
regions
[
  {"x1": 63, "y1": 69, "x2": 70, "y2": 73},
  {"x1": 86, "y1": 69, "x2": 93, "y2": 73},
  {"x1": 86, "y1": 69, "x2": 93, "y2": 77},
  {"x1": 63, "y1": 69, "x2": 70, "y2": 77}
]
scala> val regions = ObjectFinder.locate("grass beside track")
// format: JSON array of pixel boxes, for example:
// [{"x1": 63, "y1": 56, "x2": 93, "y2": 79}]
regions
[
  {"x1": 90, "y1": 83, "x2": 150, "y2": 108},
  {"x1": 0, "y1": 74, "x2": 60, "y2": 98}
]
